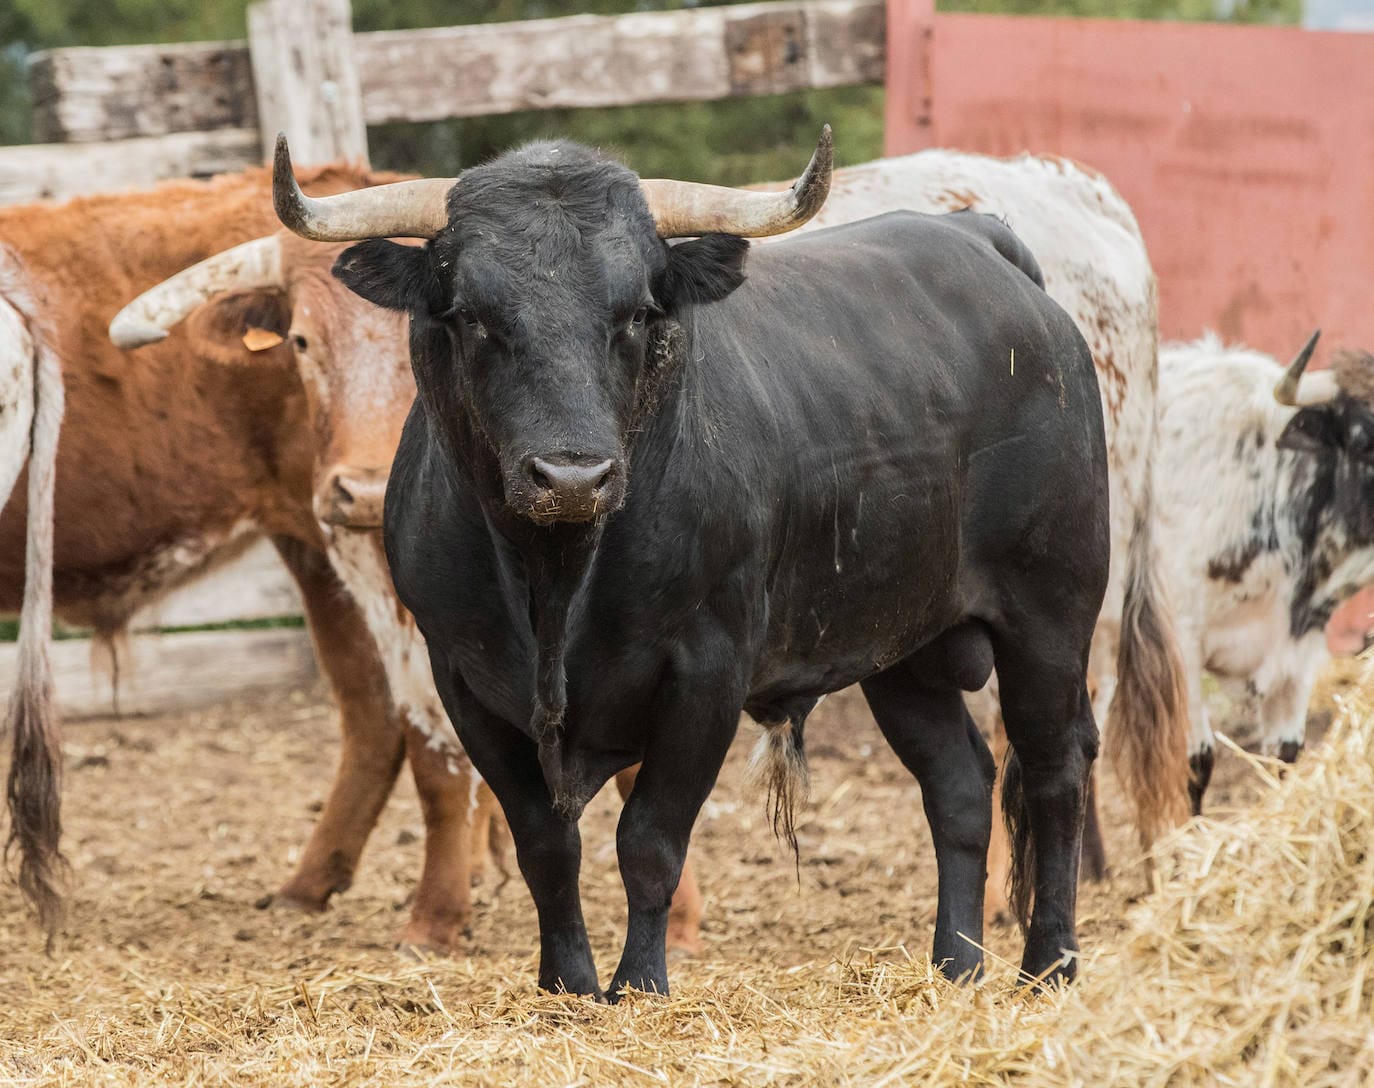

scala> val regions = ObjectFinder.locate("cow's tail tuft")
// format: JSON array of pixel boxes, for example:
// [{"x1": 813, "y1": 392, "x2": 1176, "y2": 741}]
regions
[
  {"x1": 749, "y1": 717, "x2": 810, "y2": 875},
  {"x1": 1105, "y1": 501, "x2": 1191, "y2": 851},
  {"x1": 1, "y1": 254, "x2": 66, "y2": 949},
  {"x1": 1000, "y1": 744, "x2": 1035, "y2": 932}
]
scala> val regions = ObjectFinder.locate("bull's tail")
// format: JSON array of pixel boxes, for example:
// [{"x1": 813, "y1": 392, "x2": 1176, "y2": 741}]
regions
[
  {"x1": 1104, "y1": 498, "x2": 1191, "y2": 851},
  {"x1": 749, "y1": 717, "x2": 810, "y2": 871},
  {"x1": 1, "y1": 253, "x2": 66, "y2": 948}
]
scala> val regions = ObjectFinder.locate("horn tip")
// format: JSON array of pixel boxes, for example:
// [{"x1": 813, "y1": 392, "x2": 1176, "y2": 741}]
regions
[{"x1": 108, "y1": 317, "x2": 168, "y2": 351}]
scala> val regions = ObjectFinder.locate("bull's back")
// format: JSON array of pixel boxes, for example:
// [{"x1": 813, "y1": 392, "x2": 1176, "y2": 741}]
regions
[{"x1": 694, "y1": 211, "x2": 1106, "y2": 680}]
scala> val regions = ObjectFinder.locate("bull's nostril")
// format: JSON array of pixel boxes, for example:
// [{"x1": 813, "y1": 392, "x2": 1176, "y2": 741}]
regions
[
  {"x1": 332, "y1": 477, "x2": 355, "y2": 506},
  {"x1": 530, "y1": 462, "x2": 552, "y2": 491}
]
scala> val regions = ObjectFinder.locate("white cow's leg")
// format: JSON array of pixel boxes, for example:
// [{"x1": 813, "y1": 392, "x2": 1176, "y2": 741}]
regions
[
  {"x1": 1182, "y1": 634, "x2": 1214, "y2": 817},
  {"x1": 1256, "y1": 633, "x2": 1329, "y2": 764}
]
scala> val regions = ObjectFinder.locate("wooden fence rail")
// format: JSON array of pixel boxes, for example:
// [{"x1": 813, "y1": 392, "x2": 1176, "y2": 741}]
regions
[{"x1": 2, "y1": 0, "x2": 885, "y2": 204}]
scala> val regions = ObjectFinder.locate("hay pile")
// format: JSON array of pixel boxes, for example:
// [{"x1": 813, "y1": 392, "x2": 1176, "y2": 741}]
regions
[{"x1": 3, "y1": 672, "x2": 1373, "y2": 1085}]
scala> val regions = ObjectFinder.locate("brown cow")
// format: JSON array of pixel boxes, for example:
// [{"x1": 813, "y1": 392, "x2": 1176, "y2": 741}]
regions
[
  {"x1": 0, "y1": 167, "x2": 492, "y2": 948},
  {"x1": 110, "y1": 226, "x2": 706, "y2": 956}
]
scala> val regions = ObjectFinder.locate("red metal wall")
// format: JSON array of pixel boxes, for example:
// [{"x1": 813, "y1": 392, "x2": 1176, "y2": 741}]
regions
[
  {"x1": 885, "y1": 3, "x2": 1374, "y2": 359},
  {"x1": 883, "y1": 4, "x2": 1374, "y2": 646}
]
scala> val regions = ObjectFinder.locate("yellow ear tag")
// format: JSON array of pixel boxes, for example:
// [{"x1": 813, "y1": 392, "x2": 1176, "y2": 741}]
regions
[{"x1": 242, "y1": 326, "x2": 285, "y2": 352}]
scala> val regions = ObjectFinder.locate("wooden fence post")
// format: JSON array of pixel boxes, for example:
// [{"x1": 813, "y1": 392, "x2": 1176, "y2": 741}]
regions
[{"x1": 247, "y1": 0, "x2": 369, "y2": 167}]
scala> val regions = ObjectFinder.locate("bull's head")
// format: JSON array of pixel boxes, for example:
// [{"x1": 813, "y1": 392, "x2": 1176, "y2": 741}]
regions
[
  {"x1": 1273, "y1": 329, "x2": 1374, "y2": 542},
  {"x1": 268, "y1": 130, "x2": 832, "y2": 527},
  {"x1": 109, "y1": 232, "x2": 415, "y2": 530}
]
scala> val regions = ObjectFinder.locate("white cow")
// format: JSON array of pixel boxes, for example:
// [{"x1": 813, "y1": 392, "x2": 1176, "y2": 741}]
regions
[
  {"x1": 0, "y1": 244, "x2": 65, "y2": 942},
  {"x1": 1156, "y1": 331, "x2": 1374, "y2": 812}
]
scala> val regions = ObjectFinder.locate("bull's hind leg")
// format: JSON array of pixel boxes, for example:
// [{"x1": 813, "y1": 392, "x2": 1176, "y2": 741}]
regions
[
  {"x1": 861, "y1": 655, "x2": 995, "y2": 981},
  {"x1": 993, "y1": 640, "x2": 1097, "y2": 987}
]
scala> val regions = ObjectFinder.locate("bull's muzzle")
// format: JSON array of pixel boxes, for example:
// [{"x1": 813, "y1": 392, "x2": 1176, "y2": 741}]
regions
[{"x1": 517, "y1": 454, "x2": 624, "y2": 525}]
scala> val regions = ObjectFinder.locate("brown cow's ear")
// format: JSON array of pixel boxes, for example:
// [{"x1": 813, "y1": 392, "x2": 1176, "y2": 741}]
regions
[{"x1": 183, "y1": 289, "x2": 292, "y2": 367}]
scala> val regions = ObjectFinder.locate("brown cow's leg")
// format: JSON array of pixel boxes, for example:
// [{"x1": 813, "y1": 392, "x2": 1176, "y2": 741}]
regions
[
  {"x1": 269, "y1": 537, "x2": 405, "y2": 911},
  {"x1": 397, "y1": 733, "x2": 482, "y2": 953},
  {"x1": 983, "y1": 714, "x2": 1013, "y2": 928},
  {"x1": 616, "y1": 765, "x2": 704, "y2": 957}
]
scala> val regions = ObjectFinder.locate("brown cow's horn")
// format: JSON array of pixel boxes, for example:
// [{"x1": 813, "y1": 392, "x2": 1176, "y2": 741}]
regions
[
  {"x1": 272, "y1": 133, "x2": 454, "y2": 242},
  {"x1": 640, "y1": 124, "x2": 834, "y2": 239},
  {"x1": 109, "y1": 236, "x2": 284, "y2": 350},
  {"x1": 1273, "y1": 328, "x2": 1337, "y2": 407}
]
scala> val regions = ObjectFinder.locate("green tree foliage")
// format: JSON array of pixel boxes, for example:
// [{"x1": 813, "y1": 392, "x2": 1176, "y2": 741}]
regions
[{"x1": 1, "y1": 0, "x2": 1300, "y2": 181}]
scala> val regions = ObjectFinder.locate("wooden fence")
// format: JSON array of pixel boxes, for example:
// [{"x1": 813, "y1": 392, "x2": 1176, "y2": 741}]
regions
[{"x1": 0, "y1": 0, "x2": 889, "y2": 714}]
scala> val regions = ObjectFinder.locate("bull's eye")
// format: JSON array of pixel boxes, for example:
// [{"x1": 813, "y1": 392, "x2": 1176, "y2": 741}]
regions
[
  {"x1": 632, "y1": 307, "x2": 648, "y2": 327},
  {"x1": 290, "y1": 332, "x2": 308, "y2": 352}
]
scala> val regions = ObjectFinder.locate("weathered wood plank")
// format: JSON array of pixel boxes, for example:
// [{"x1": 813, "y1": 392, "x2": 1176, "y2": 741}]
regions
[
  {"x1": 247, "y1": 0, "x2": 369, "y2": 166},
  {"x1": 29, "y1": 0, "x2": 884, "y2": 145},
  {"x1": 127, "y1": 540, "x2": 303, "y2": 631},
  {"x1": 0, "y1": 627, "x2": 317, "y2": 720},
  {"x1": 30, "y1": 41, "x2": 257, "y2": 145},
  {"x1": 0, "y1": 129, "x2": 259, "y2": 205}
]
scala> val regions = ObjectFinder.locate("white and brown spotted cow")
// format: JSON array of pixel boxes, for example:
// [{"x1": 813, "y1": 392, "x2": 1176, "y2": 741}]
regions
[{"x1": 0, "y1": 245, "x2": 64, "y2": 942}]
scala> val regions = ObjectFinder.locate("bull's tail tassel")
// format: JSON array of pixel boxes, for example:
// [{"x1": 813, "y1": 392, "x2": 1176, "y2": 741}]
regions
[{"x1": 749, "y1": 718, "x2": 810, "y2": 879}]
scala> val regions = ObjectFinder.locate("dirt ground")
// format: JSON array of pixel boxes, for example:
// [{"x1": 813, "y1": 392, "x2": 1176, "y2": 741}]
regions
[{"x1": 0, "y1": 668, "x2": 1353, "y2": 1085}]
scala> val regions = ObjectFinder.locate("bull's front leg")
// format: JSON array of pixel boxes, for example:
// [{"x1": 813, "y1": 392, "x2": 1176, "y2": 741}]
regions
[
  {"x1": 439, "y1": 671, "x2": 600, "y2": 997},
  {"x1": 608, "y1": 676, "x2": 741, "y2": 1000}
]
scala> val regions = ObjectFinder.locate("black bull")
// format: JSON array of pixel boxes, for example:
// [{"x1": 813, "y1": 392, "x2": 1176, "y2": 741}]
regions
[{"x1": 320, "y1": 147, "x2": 1109, "y2": 998}]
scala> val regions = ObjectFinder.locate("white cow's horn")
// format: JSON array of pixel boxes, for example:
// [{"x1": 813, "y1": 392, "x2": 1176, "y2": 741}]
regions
[
  {"x1": 1273, "y1": 328, "x2": 1336, "y2": 407},
  {"x1": 109, "y1": 236, "x2": 284, "y2": 350}
]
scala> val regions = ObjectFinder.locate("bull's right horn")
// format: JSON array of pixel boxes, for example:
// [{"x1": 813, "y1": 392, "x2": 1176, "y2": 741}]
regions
[
  {"x1": 1273, "y1": 328, "x2": 1336, "y2": 407},
  {"x1": 273, "y1": 134, "x2": 454, "y2": 242},
  {"x1": 639, "y1": 124, "x2": 834, "y2": 239},
  {"x1": 109, "y1": 235, "x2": 284, "y2": 350}
]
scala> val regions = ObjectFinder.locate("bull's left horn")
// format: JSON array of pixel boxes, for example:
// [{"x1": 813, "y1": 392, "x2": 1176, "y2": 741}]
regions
[
  {"x1": 109, "y1": 236, "x2": 284, "y2": 350},
  {"x1": 273, "y1": 133, "x2": 454, "y2": 242},
  {"x1": 640, "y1": 124, "x2": 833, "y2": 239},
  {"x1": 1273, "y1": 328, "x2": 1337, "y2": 407}
]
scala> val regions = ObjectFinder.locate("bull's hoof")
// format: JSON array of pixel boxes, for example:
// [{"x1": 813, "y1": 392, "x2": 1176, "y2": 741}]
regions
[{"x1": 1277, "y1": 739, "x2": 1303, "y2": 764}]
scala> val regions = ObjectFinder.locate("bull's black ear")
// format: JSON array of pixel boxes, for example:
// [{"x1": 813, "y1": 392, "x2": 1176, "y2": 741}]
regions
[
  {"x1": 1277, "y1": 406, "x2": 1339, "y2": 454},
  {"x1": 333, "y1": 240, "x2": 434, "y2": 312},
  {"x1": 661, "y1": 234, "x2": 748, "y2": 308}
]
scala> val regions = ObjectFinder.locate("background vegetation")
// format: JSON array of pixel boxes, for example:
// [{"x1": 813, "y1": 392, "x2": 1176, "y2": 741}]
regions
[{"x1": 1, "y1": 0, "x2": 1301, "y2": 182}]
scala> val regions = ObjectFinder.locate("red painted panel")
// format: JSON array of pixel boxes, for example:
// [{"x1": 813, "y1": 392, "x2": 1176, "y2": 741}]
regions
[{"x1": 886, "y1": 8, "x2": 1374, "y2": 361}]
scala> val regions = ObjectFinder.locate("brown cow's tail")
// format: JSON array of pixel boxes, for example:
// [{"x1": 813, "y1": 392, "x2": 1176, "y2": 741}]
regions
[
  {"x1": 1, "y1": 253, "x2": 67, "y2": 949},
  {"x1": 1104, "y1": 496, "x2": 1191, "y2": 852}
]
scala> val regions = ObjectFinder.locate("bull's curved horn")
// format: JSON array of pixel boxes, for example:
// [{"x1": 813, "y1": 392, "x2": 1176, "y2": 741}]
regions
[
  {"x1": 1273, "y1": 328, "x2": 1336, "y2": 407},
  {"x1": 109, "y1": 235, "x2": 284, "y2": 350},
  {"x1": 640, "y1": 124, "x2": 833, "y2": 239},
  {"x1": 273, "y1": 133, "x2": 454, "y2": 242}
]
